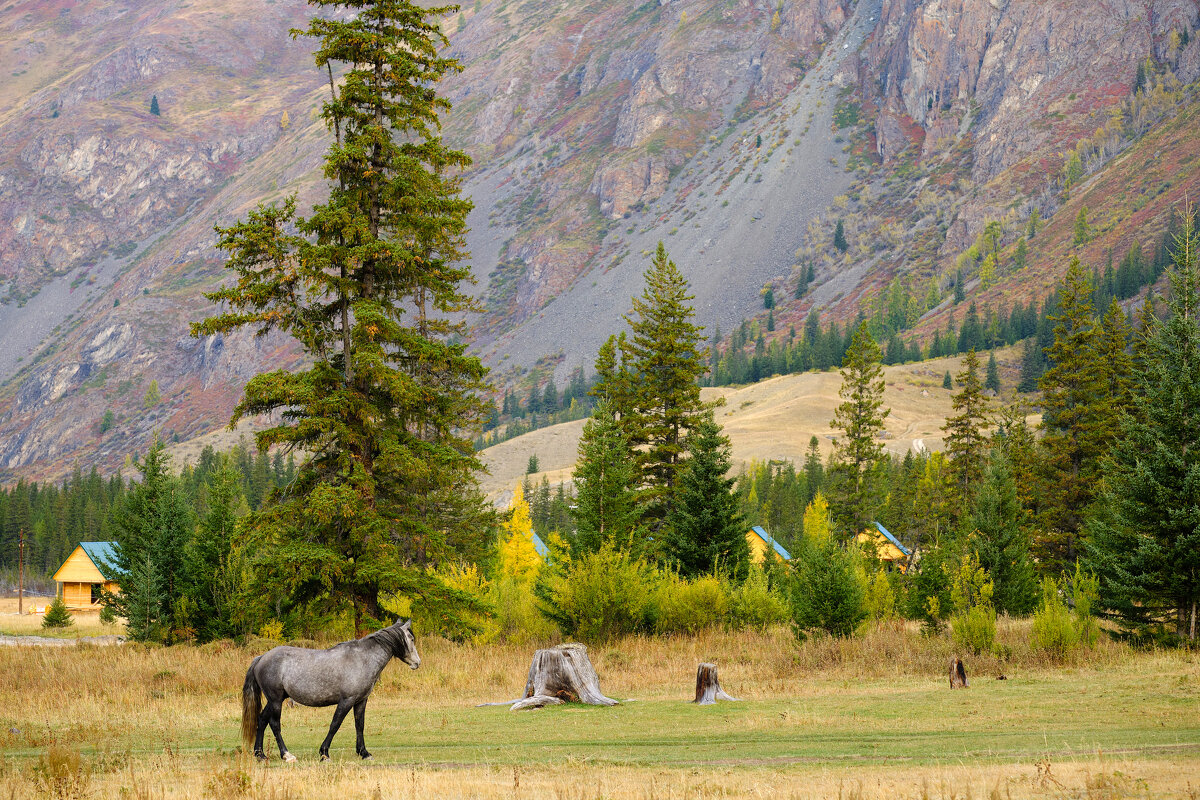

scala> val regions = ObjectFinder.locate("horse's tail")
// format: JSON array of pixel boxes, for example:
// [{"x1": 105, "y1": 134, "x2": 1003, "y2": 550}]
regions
[{"x1": 241, "y1": 658, "x2": 262, "y2": 753}]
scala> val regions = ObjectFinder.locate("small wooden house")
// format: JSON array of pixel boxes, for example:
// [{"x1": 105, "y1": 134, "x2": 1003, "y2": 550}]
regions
[
  {"x1": 52, "y1": 542, "x2": 120, "y2": 609},
  {"x1": 855, "y1": 522, "x2": 911, "y2": 572},
  {"x1": 746, "y1": 525, "x2": 792, "y2": 565}
]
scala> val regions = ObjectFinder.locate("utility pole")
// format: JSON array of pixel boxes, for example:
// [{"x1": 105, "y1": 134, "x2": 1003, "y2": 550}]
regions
[{"x1": 17, "y1": 528, "x2": 25, "y2": 616}]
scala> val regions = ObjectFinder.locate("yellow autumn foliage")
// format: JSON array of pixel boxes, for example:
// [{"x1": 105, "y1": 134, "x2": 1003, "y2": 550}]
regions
[{"x1": 498, "y1": 484, "x2": 541, "y2": 583}]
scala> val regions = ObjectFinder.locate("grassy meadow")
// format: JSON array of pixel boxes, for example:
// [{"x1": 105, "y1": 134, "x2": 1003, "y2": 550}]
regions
[{"x1": 1, "y1": 618, "x2": 1199, "y2": 799}]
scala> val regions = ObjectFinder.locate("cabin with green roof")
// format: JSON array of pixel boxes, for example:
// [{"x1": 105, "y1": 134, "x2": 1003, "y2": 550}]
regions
[{"x1": 52, "y1": 542, "x2": 120, "y2": 609}]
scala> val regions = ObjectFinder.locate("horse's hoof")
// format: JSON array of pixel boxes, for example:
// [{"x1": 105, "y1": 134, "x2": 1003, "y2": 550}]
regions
[
  {"x1": 360, "y1": 753, "x2": 373, "y2": 761},
  {"x1": 320, "y1": 754, "x2": 330, "y2": 763},
  {"x1": 282, "y1": 752, "x2": 298, "y2": 763},
  {"x1": 255, "y1": 752, "x2": 268, "y2": 763}
]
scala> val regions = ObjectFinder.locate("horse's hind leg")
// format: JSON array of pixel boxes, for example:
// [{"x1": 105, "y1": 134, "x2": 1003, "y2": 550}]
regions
[
  {"x1": 353, "y1": 699, "x2": 371, "y2": 759},
  {"x1": 265, "y1": 699, "x2": 296, "y2": 762},
  {"x1": 318, "y1": 699, "x2": 354, "y2": 762}
]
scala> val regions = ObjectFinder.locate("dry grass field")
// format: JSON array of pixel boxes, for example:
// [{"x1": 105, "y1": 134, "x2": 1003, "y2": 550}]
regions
[
  {"x1": 1, "y1": 616, "x2": 1198, "y2": 799},
  {"x1": 478, "y1": 350, "x2": 1023, "y2": 502}
]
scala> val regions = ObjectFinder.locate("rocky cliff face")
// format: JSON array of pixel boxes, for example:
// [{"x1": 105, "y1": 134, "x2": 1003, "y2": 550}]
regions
[{"x1": 863, "y1": 0, "x2": 1200, "y2": 179}]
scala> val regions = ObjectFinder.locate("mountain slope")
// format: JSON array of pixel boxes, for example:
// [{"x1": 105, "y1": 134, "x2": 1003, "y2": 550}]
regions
[{"x1": 1, "y1": 0, "x2": 1198, "y2": 481}]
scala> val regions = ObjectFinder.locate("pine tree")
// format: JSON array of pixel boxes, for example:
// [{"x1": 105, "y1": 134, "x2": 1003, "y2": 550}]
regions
[
  {"x1": 1073, "y1": 206, "x2": 1091, "y2": 246},
  {"x1": 42, "y1": 595, "x2": 74, "y2": 629},
  {"x1": 942, "y1": 349, "x2": 990, "y2": 501},
  {"x1": 622, "y1": 242, "x2": 708, "y2": 532},
  {"x1": 827, "y1": 321, "x2": 889, "y2": 536},
  {"x1": 1017, "y1": 336, "x2": 1042, "y2": 392},
  {"x1": 833, "y1": 220, "x2": 848, "y2": 253},
  {"x1": 664, "y1": 411, "x2": 748, "y2": 578},
  {"x1": 191, "y1": 0, "x2": 490, "y2": 634},
  {"x1": 943, "y1": 370, "x2": 952, "y2": 389},
  {"x1": 802, "y1": 436, "x2": 824, "y2": 505},
  {"x1": 1087, "y1": 209, "x2": 1200, "y2": 641},
  {"x1": 571, "y1": 401, "x2": 641, "y2": 554},
  {"x1": 101, "y1": 441, "x2": 194, "y2": 643},
  {"x1": 149, "y1": 95, "x2": 160, "y2": 116},
  {"x1": 985, "y1": 350, "x2": 1001, "y2": 393},
  {"x1": 969, "y1": 456, "x2": 1036, "y2": 615},
  {"x1": 1036, "y1": 257, "x2": 1103, "y2": 569},
  {"x1": 186, "y1": 459, "x2": 247, "y2": 642}
]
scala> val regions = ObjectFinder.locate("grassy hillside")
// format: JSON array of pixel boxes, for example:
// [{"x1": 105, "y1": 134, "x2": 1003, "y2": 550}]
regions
[{"x1": 478, "y1": 349, "x2": 1022, "y2": 502}]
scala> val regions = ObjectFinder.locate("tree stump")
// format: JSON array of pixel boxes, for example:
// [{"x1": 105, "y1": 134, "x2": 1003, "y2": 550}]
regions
[
  {"x1": 509, "y1": 643, "x2": 619, "y2": 711},
  {"x1": 949, "y1": 656, "x2": 969, "y2": 689},
  {"x1": 693, "y1": 662, "x2": 738, "y2": 705}
]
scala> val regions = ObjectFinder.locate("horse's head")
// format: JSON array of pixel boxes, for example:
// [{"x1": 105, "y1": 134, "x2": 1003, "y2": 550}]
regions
[{"x1": 395, "y1": 619, "x2": 420, "y2": 670}]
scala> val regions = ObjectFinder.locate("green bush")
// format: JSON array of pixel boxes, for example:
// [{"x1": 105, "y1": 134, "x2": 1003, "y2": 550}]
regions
[
  {"x1": 483, "y1": 574, "x2": 557, "y2": 644},
  {"x1": 789, "y1": 538, "x2": 867, "y2": 638},
  {"x1": 653, "y1": 574, "x2": 728, "y2": 634},
  {"x1": 864, "y1": 569, "x2": 898, "y2": 621},
  {"x1": 1031, "y1": 576, "x2": 1080, "y2": 658},
  {"x1": 538, "y1": 545, "x2": 656, "y2": 642},
  {"x1": 949, "y1": 553, "x2": 996, "y2": 655},
  {"x1": 42, "y1": 597, "x2": 75, "y2": 629},
  {"x1": 99, "y1": 604, "x2": 117, "y2": 625},
  {"x1": 726, "y1": 567, "x2": 790, "y2": 631},
  {"x1": 1070, "y1": 564, "x2": 1100, "y2": 647}
]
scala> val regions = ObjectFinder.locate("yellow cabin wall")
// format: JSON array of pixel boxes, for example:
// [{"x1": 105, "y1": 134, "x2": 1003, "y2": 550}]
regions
[
  {"x1": 746, "y1": 531, "x2": 783, "y2": 565},
  {"x1": 53, "y1": 546, "x2": 105, "y2": 584},
  {"x1": 53, "y1": 546, "x2": 119, "y2": 607}
]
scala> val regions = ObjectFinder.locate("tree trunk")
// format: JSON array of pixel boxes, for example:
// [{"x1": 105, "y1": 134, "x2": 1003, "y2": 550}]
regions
[
  {"x1": 508, "y1": 644, "x2": 619, "y2": 711},
  {"x1": 693, "y1": 662, "x2": 738, "y2": 705},
  {"x1": 949, "y1": 656, "x2": 969, "y2": 689}
]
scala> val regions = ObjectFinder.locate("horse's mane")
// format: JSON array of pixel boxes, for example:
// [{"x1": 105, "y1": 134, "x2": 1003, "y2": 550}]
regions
[{"x1": 364, "y1": 623, "x2": 409, "y2": 658}]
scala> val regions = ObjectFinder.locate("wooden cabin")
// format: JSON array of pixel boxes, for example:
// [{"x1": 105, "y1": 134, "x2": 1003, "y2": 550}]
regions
[
  {"x1": 855, "y1": 522, "x2": 911, "y2": 573},
  {"x1": 52, "y1": 542, "x2": 120, "y2": 609},
  {"x1": 746, "y1": 526, "x2": 792, "y2": 565}
]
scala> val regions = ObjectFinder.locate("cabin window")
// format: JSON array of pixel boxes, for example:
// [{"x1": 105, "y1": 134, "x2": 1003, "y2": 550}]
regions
[{"x1": 91, "y1": 584, "x2": 101, "y2": 605}]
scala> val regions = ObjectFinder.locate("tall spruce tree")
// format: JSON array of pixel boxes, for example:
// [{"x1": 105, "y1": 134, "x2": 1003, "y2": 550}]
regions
[
  {"x1": 102, "y1": 441, "x2": 194, "y2": 643},
  {"x1": 968, "y1": 456, "x2": 1036, "y2": 615},
  {"x1": 664, "y1": 411, "x2": 748, "y2": 578},
  {"x1": 1036, "y1": 256, "x2": 1103, "y2": 569},
  {"x1": 185, "y1": 459, "x2": 247, "y2": 642},
  {"x1": 571, "y1": 401, "x2": 641, "y2": 555},
  {"x1": 1087, "y1": 211, "x2": 1200, "y2": 641},
  {"x1": 828, "y1": 321, "x2": 889, "y2": 536},
  {"x1": 192, "y1": 0, "x2": 490, "y2": 634},
  {"x1": 942, "y1": 349, "x2": 990, "y2": 501},
  {"x1": 622, "y1": 242, "x2": 708, "y2": 531}
]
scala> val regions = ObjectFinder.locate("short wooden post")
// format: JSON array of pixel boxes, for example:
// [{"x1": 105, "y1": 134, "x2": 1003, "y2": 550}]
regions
[
  {"x1": 508, "y1": 643, "x2": 619, "y2": 711},
  {"x1": 693, "y1": 662, "x2": 738, "y2": 705}
]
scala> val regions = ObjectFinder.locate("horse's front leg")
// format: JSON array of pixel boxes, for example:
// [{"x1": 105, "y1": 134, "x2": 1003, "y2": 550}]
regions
[
  {"x1": 319, "y1": 699, "x2": 355, "y2": 762},
  {"x1": 353, "y1": 699, "x2": 371, "y2": 759},
  {"x1": 265, "y1": 699, "x2": 297, "y2": 762}
]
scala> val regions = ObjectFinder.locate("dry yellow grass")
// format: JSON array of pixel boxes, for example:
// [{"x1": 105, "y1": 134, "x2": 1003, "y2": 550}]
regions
[{"x1": 1, "y1": 621, "x2": 1197, "y2": 799}]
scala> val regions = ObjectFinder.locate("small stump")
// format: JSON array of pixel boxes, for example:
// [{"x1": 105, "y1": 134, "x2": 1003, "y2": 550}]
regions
[
  {"x1": 693, "y1": 662, "x2": 738, "y2": 705},
  {"x1": 949, "y1": 656, "x2": 969, "y2": 689},
  {"x1": 509, "y1": 643, "x2": 619, "y2": 711}
]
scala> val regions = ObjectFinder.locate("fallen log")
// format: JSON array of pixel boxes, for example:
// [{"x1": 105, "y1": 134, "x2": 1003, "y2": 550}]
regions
[{"x1": 693, "y1": 662, "x2": 738, "y2": 705}]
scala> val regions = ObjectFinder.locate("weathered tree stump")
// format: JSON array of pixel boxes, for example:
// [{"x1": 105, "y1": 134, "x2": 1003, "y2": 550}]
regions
[
  {"x1": 949, "y1": 656, "x2": 969, "y2": 689},
  {"x1": 693, "y1": 662, "x2": 738, "y2": 705},
  {"x1": 508, "y1": 643, "x2": 619, "y2": 711}
]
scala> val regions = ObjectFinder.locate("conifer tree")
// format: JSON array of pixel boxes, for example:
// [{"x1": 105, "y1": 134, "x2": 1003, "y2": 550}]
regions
[
  {"x1": 571, "y1": 401, "x2": 641, "y2": 555},
  {"x1": 186, "y1": 459, "x2": 247, "y2": 642},
  {"x1": 985, "y1": 350, "x2": 1001, "y2": 393},
  {"x1": 101, "y1": 441, "x2": 194, "y2": 643},
  {"x1": 1087, "y1": 210, "x2": 1200, "y2": 641},
  {"x1": 664, "y1": 411, "x2": 747, "y2": 578},
  {"x1": 192, "y1": 0, "x2": 489, "y2": 634},
  {"x1": 149, "y1": 95, "x2": 160, "y2": 116},
  {"x1": 497, "y1": 484, "x2": 540, "y2": 584},
  {"x1": 969, "y1": 456, "x2": 1036, "y2": 615},
  {"x1": 622, "y1": 242, "x2": 708, "y2": 531},
  {"x1": 827, "y1": 321, "x2": 889, "y2": 536},
  {"x1": 1036, "y1": 257, "x2": 1103, "y2": 568},
  {"x1": 942, "y1": 349, "x2": 990, "y2": 500},
  {"x1": 833, "y1": 220, "x2": 848, "y2": 252}
]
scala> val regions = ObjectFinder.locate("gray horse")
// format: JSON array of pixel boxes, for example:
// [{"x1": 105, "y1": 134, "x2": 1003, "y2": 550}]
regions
[{"x1": 241, "y1": 619, "x2": 420, "y2": 761}]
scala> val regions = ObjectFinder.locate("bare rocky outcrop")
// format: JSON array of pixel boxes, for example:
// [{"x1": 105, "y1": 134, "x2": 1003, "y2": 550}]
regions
[{"x1": 862, "y1": 0, "x2": 1200, "y2": 178}]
